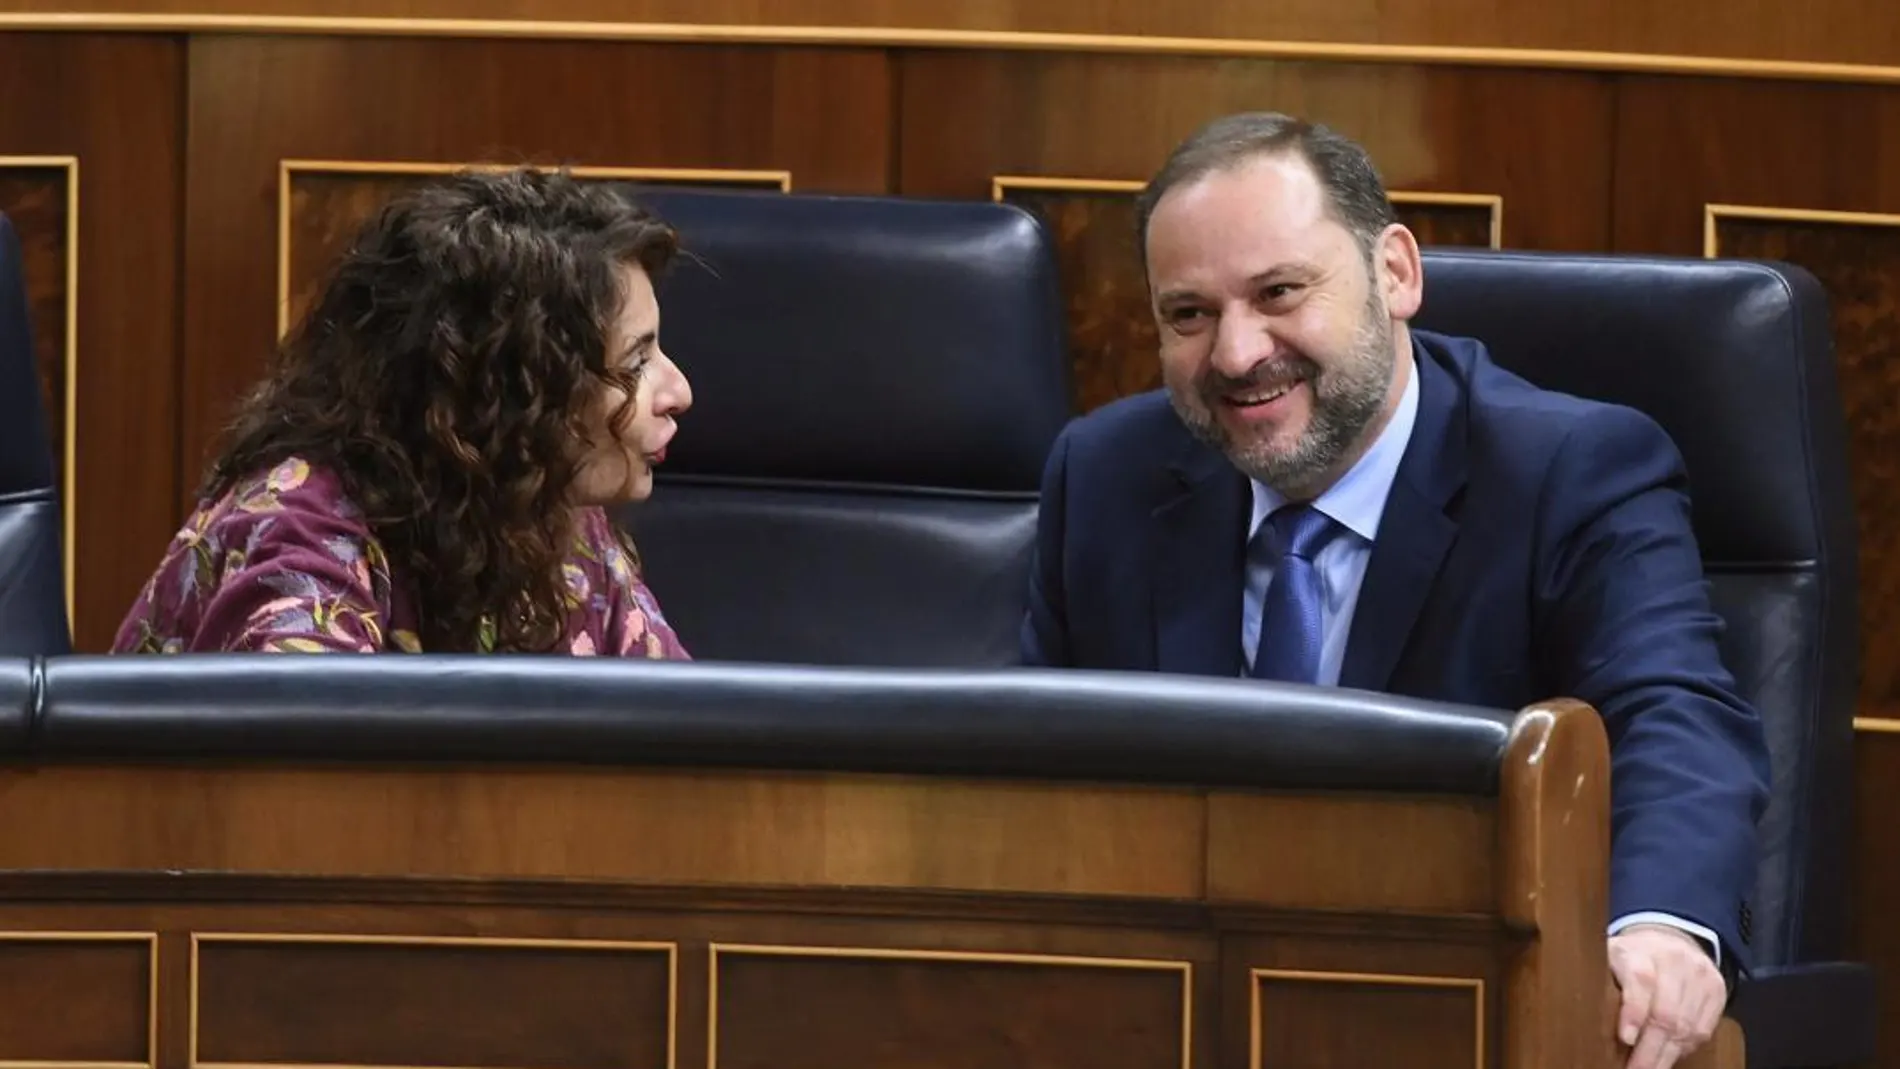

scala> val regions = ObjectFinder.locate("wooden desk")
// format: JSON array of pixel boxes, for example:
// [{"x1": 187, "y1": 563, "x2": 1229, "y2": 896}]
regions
[{"x1": 0, "y1": 697, "x2": 1737, "y2": 1068}]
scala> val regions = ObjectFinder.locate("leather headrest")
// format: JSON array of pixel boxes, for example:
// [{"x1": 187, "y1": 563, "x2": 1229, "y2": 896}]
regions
[{"x1": 625, "y1": 188, "x2": 1072, "y2": 492}]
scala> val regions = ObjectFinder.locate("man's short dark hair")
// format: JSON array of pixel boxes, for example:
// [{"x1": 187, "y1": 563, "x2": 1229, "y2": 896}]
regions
[{"x1": 1134, "y1": 112, "x2": 1397, "y2": 267}]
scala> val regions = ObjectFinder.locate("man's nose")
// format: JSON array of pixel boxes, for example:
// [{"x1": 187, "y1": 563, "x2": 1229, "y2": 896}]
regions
[{"x1": 1209, "y1": 310, "x2": 1275, "y2": 380}]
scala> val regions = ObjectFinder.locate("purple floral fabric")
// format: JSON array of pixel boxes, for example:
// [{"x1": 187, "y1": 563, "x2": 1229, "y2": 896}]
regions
[{"x1": 112, "y1": 457, "x2": 690, "y2": 658}]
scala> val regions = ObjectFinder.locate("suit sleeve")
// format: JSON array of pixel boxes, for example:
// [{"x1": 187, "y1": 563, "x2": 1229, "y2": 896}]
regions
[
  {"x1": 1020, "y1": 425, "x2": 1075, "y2": 667},
  {"x1": 1534, "y1": 406, "x2": 1771, "y2": 968}
]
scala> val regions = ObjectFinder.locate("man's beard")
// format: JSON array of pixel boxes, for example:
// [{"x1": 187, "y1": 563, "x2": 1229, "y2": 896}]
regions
[{"x1": 1168, "y1": 300, "x2": 1396, "y2": 499}]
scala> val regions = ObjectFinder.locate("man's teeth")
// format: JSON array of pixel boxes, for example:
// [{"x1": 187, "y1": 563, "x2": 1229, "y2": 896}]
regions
[{"x1": 1231, "y1": 382, "x2": 1297, "y2": 405}]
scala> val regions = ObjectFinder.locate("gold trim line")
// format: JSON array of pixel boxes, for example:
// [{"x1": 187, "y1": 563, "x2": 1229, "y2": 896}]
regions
[
  {"x1": 188, "y1": 932, "x2": 677, "y2": 1069},
  {"x1": 0, "y1": 931, "x2": 157, "y2": 1069},
  {"x1": 1250, "y1": 967, "x2": 1485, "y2": 1069},
  {"x1": 709, "y1": 942, "x2": 1193, "y2": 1069},
  {"x1": 5, "y1": 14, "x2": 1900, "y2": 85},
  {"x1": 1704, "y1": 201, "x2": 1900, "y2": 256}
]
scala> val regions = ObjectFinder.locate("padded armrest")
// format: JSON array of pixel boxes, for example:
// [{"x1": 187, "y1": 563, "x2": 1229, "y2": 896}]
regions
[
  {"x1": 1728, "y1": 962, "x2": 1877, "y2": 1068},
  {"x1": 24, "y1": 655, "x2": 1517, "y2": 794},
  {"x1": 0, "y1": 655, "x2": 30, "y2": 753}
]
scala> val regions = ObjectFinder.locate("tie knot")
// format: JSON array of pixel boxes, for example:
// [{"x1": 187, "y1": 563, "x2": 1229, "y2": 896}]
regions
[{"x1": 1262, "y1": 505, "x2": 1334, "y2": 561}]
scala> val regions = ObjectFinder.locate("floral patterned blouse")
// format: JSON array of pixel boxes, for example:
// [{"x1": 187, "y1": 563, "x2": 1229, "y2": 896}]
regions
[{"x1": 112, "y1": 457, "x2": 690, "y2": 658}]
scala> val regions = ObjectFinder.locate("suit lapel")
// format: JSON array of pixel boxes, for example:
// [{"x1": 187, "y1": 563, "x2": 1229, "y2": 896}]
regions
[
  {"x1": 1153, "y1": 444, "x2": 1249, "y2": 677},
  {"x1": 1339, "y1": 338, "x2": 1470, "y2": 691}
]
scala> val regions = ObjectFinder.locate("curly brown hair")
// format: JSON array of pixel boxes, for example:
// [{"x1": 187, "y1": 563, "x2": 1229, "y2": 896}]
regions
[{"x1": 204, "y1": 166, "x2": 678, "y2": 653}]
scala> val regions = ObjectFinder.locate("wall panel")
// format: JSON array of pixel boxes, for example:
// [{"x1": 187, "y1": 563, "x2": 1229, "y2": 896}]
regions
[
  {"x1": 0, "y1": 33, "x2": 185, "y2": 653},
  {"x1": 191, "y1": 934, "x2": 674, "y2": 1069},
  {"x1": 709, "y1": 945, "x2": 1190, "y2": 1069},
  {"x1": 4, "y1": 1, "x2": 1900, "y2": 73},
  {"x1": 180, "y1": 33, "x2": 893, "y2": 497},
  {"x1": 896, "y1": 52, "x2": 1612, "y2": 250}
]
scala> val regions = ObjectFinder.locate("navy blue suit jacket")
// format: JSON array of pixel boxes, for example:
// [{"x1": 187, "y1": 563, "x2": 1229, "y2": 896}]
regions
[{"x1": 1022, "y1": 330, "x2": 1771, "y2": 967}]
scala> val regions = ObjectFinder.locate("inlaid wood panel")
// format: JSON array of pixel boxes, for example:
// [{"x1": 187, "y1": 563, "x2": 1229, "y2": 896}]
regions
[
  {"x1": 1706, "y1": 208, "x2": 1900, "y2": 712},
  {"x1": 1853, "y1": 730, "x2": 1900, "y2": 1067},
  {"x1": 279, "y1": 162, "x2": 790, "y2": 337},
  {"x1": 1611, "y1": 77, "x2": 1900, "y2": 257},
  {"x1": 1213, "y1": 932, "x2": 1505, "y2": 1069},
  {"x1": 0, "y1": 34, "x2": 185, "y2": 653},
  {"x1": 191, "y1": 934, "x2": 674, "y2": 1069},
  {"x1": 1393, "y1": 192, "x2": 1501, "y2": 249},
  {"x1": 992, "y1": 179, "x2": 1502, "y2": 413},
  {"x1": 989, "y1": 180, "x2": 1156, "y2": 413},
  {"x1": 1254, "y1": 970, "x2": 1483, "y2": 1069},
  {"x1": 1207, "y1": 794, "x2": 1495, "y2": 914},
  {"x1": 182, "y1": 34, "x2": 892, "y2": 493},
  {"x1": 709, "y1": 944, "x2": 1191, "y2": 1069},
  {"x1": 0, "y1": 932, "x2": 155, "y2": 1066}
]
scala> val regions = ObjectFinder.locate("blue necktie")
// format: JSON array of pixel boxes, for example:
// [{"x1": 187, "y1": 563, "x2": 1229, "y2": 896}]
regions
[{"x1": 1249, "y1": 505, "x2": 1335, "y2": 683}]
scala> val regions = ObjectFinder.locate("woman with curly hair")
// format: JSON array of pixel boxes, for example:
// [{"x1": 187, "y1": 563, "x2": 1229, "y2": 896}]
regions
[{"x1": 113, "y1": 167, "x2": 693, "y2": 656}]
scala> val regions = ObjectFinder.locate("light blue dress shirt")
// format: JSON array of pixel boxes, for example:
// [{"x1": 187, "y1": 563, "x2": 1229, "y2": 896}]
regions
[{"x1": 1238, "y1": 353, "x2": 1720, "y2": 964}]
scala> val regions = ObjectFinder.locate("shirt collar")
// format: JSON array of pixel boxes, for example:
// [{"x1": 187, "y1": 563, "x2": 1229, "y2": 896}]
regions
[{"x1": 1249, "y1": 351, "x2": 1421, "y2": 543}]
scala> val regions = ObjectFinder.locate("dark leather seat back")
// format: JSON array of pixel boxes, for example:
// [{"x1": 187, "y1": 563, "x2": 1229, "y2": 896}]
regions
[
  {"x1": 613, "y1": 189, "x2": 1071, "y2": 667},
  {"x1": 0, "y1": 212, "x2": 70, "y2": 656},
  {"x1": 1414, "y1": 249, "x2": 1857, "y2": 973}
]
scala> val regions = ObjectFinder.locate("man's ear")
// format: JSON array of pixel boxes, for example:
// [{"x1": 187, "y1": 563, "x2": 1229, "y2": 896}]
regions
[{"x1": 1376, "y1": 224, "x2": 1425, "y2": 321}]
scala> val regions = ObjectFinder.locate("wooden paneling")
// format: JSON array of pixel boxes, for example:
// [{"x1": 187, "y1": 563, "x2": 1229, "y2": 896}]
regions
[
  {"x1": 0, "y1": 933, "x2": 154, "y2": 1064},
  {"x1": 1611, "y1": 77, "x2": 1900, "y2": 256},
  {"x1": 1215, "y1": 934, "x2": 1504, "y2": 1069},
  {"x1": 1393, "y1": 193, "x2": 1500, "y2": 250},
  {"x1": 1854, "y1": 733, "x2": 1900, "y2": 1067},
  {"x1": 897, "y1": 51, "x2": 1612, "y2": 254},
  {"x1": 3, "y1": 1, "x2": 1900, "y2": 74},
  {"x1": 180, "y1": 34, "x2": 892, "y2": 500},
  {"x1": 989, "y1": 181, "x2": 1157, "y2": 413},
  {"x1": 709, "y1": 945, "x2": 1190, "y2": 1069},
  {"x1": 280, "y1": 161, "x2": 790, "y2": 337},
  {"x1": 1253, "y1": 970, "x2": 1483, "y2": 1069},
  {"x1": 1207, "y1": 794, "x2": 1495, "y2": 915},
  {"x1": 0, "y1": 34, "x2": 185, "y2": 654},
  {"x1": 0, "y1": 765, "x2": 1208, "y2": 899},
  {"x1": 192, "y1": 934, "x2": 673, "y2": 1069}
]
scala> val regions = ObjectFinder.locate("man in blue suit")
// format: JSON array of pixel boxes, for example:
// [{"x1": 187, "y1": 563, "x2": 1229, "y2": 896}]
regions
[{"x1": 1022, "y1": 112, "x2": 1770, "y2": 1069}]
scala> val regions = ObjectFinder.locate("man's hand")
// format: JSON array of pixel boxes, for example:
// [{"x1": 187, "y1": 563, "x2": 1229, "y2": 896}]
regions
[{"x1": 1609, "y1": 924, "x2": 1726, "y2": 1069}]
